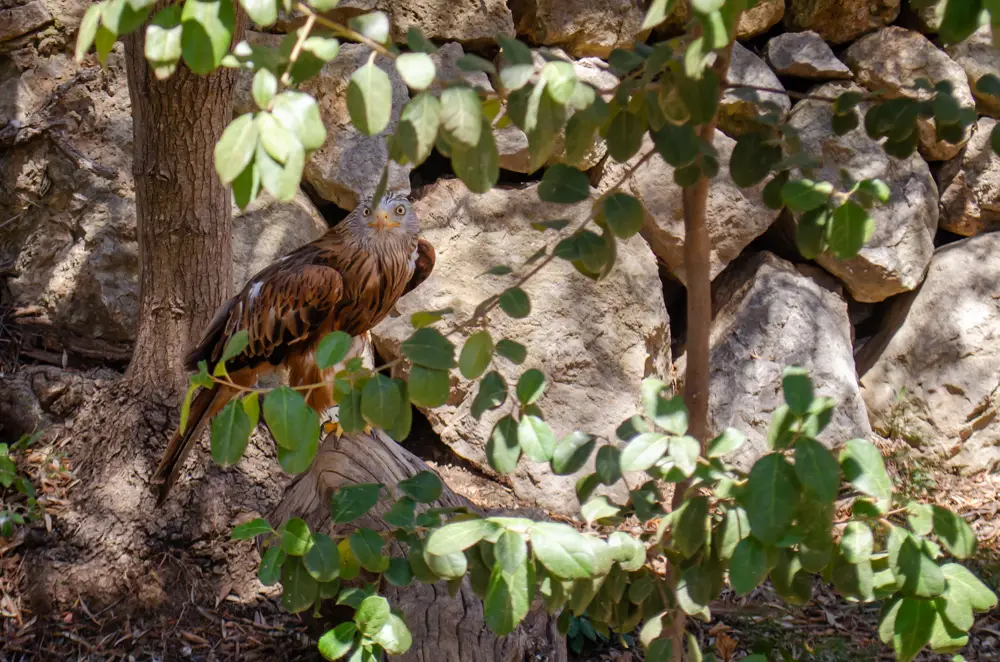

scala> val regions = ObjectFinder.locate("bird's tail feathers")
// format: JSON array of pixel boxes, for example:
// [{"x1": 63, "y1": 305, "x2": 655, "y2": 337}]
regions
[{"x1": 152, "y1": 384, "x2": 224, "y2": 505}]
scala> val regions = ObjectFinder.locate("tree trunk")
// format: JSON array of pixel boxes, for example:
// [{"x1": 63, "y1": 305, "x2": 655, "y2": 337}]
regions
[
  {"x1": 272, "y1": 429, "x2": 568, "y2": 662},
  {"x1": 122, "y1": 8, "x2": 245, "y2": 399}
]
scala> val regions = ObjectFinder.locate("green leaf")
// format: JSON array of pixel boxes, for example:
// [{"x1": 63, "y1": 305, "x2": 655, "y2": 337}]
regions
[
  {"x1": 607, "y1": 111, "x2": 645, "y2": 163},
  {"x1": 730, "y1": 537, "x2": 769, "y2": 594},
  {"x1": 651, "y1": 395, "x2": 688, "y2": 436},
  {"x1": 384, "y1": 557, "x2": 413, "y2": 587},
  {"x1": 281, "y1": 556, "x2": 318, "y2": 613},
  {"x1": 484, "y1": 543, "x2": 534, "y2": 635},
  {"x1": 707, "y1": 427, "x2": 744, "y2": 458},
  {"x1": 941, "y1": 563, "x2": 998, "y2": 612},
  {"x1": 472, "y1": 371, "x2": 507, "y2": 418},
  {"x1": 372, "y1": 612, "x2": 412, "y2": 656},
  {"x1": 457, "y1": 53, "x2": 497, "y2": 75},
  {"x1": 232, "y1": 518, "x2": 272, "y2": 540},
  {"x1": 398, "y1": 471, "x2": 442, "y2": 503},
  {"x1": 893, "y1": 598, "x2": 937, "y2": 662},
  {"x1": 214, "y1": 114, "x2": 259, "y2": 185},
  {"x1": 251, "y1": 68, "x2": 278, "y2": 110},
  {"x1": 355, "y1": 595, "x2": 391, "y2": 637},
  {"x1": 348, "y1": 62, "x2": 393, "y2": 136},
  {"x1": 396, "y1": 92, "x2": 441, "y2": 167},
  {"x1": 304, "y1": 533, "x2": 341, "y2": 582},
  {"x1": 642, "y1": 0, "x2": 675, "y2": 29},
  {"x1": 349, "y1": 528, "x2": 389, "y2": 573},
  {"x1": 361, "y1": 374, "x2": 401, "y2": 429},
  {"x1": 716, "y1": 507, "x2": 751, "y2": 560},
  {"x1": 992, "y1": 121, "x2": 1000, "y2": 156},
  {"x1": 487, "y1": 415, "x2": 521, "y2": 474},
  {"x1": 258, "y1": 546, "x2": 285, "y2": 586},
  {"x1": 348, "y1": 11, "x2": 389, "y2": 44},
  {"x1": 651, "y1": 122, "x2": 699, "y2": 168},
  {"x1": 829, "y1": 201, "x2": 874, "y2": 259},
  {"x1": 495, "y1": 339, "x2": 527, "y2": 364},
  {"x1": 459, "y1": 332, "x2": 493, "y2": 380},
  {"x1": 840, "y1": 439, "x2": 893, "y2": 503},
  {"x1": 730, "y1": 133, "x2": 782, "y2": 188},
  {"x1": 673, "y1": 496, "x2": 710, "y2": 558},
  {"x1": 781, "y1": 366, "x2": 813, "y2": 414},
  {"x1": 318, "y1": 622, "x2": 357, "y2": 661},
  {"x1": 426, "y1": 519, "x2": 500, "y2": 556},
  {"x1": 597, "y1": 193, "x2": 644, "y2": 241},
  {"x1": 795, "y1": 206, "x2": 831, "y2": 259},
  {"x1": 620, "y1": 433, "x2": 669, "y2": 472},
  {"x1": 516, "y1": 369, "x2": 546, "y2": 405},
  {"x1": 518, "y1": 415, "x2": 556, "y2": 463},
  {"x1": 395, "y1": 52, "x2": 436, "y2": 91},
  {"x1": 316, "y1": 331, "x2": 353, "y2": 369},
  {"x1": 263, "y1": 386, "x2": 319, "y2": 451},
  {"x1": 581, "y1": 496, "x2": 622, "y2": 524},
  {"x1": 405, "y1": 26, "x2": 436, "y2": 53},
  {"x1": 256, "y1": 134, "x2": 304, "y2": 202},
  {"x1": 932, "y1": 506, "x2": 977, "y2": 559},
  {"x1": 668, "y1": 435, "x2": 700, "y2": 477},
  {"x1": 144, "y1": 6, "x2": 183, "y2": 78},
  {"x1": 781, "y1": 179, "x2": 833, "y2": 213},
  {"x1": 529, "y1": 522, "x2": 597, "y2": 579},
  {"x1": 499, "y1": 287, "x2": 531, "y2": 318},
  {"x1": 744, "y1": 454, "x2": 800, "y2": 545},
  {"x1": 538, "y1": 165, "x2": 590, "y2": 204},
  {"x1": 551, "y1": 431, "x2": 596, "y2": 476},
  {"x1": 595, "y1": 445, "x2": 622, "y2": 485},
  {"x1": 180, "y1": 0, "x2": 233, "y2": 75},
  {"x1": 401, "y1": 328, "x2": 456, "y2": 370},
  {"x1": 938, "y1": 0, "x2": 984, "y2": 44},
  {"x1": 330, "y1": 483, "x2": 381, "y2": 524},
  {"x1": 210, "y1": 399, "x2": 252, "y2": 467},
  {"x1": 893, "y1": 532, "x2": 946, "y2": 599},
  {"x1": 794, "y1": 438, "x2": 840, "y2": 503},
  {"x1": 281, "y1": 518, "x2": 312, "y2": 556},
  {"x1": 439, "y1": 86, "x2": 482, "y2": 148},
  {"x1": 907, "y1": 502, "x2": 934, "y2": 536},
  {"x1": 407, "y1": 366, "x2": 450, "y2": 408},
  {"x1": 450, "y1": 117, "x2": 500, "y2": 193},
  {"x1": 841, "y1": 522, "x2": 875, "y2": 563},
  {"x1": 239, "y1": 0, "x2": 277, "y2": 27},
  {"x1": 76, "y1": 3, "x2": 104, "y2": 62}
]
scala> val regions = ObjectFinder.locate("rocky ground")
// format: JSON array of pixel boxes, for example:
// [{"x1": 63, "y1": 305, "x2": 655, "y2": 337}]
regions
[{"x1": 2, "y1": 0, "x2": 1000, "y2": 659}]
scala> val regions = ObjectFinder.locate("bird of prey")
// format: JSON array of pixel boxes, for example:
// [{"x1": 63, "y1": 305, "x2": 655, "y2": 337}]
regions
[{"x1": 151, "y1": 191, "x2": 435, "y2": 503}]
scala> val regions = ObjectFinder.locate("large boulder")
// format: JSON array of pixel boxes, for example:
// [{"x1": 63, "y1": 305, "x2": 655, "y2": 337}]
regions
[
  {"x1": 946, "y1": 26, "x2": 1000, "y2": 119},
  {"x1": 937, "y1": 118, "x2": 1000, "y2": 237},
  {"x1": 719, "y1": 42, "x2": 791, "y2": 137},
  {"x1": 844, "y1": 27, "x2": 975, "y2": 161},
  {"x1": 677, "y1": 252, "x2": 872, "y2": 470},
  {"x1": 231, "y1": 191, "x2": 330, "y2": 289},
  {"x1": 372, "y1": 178, "x2": 671, "y2": 515},
  {"x1": 658, "y1": 0, "x2": 784, "y2": 39},
  {"x1": 784, "y1": 0, "x2": 900, "y2": 44},
  {"x1": 600, "y1": 133, "x2": 780, "y2": 283},
  {"x1": 234, "y1": 35, "x2": 411, "y2": 210},
  {"x1": 764, "y1": 31, "x2": 852, "y2": 80},
  {"x1": 0, "y1": 0, "x2": 52, "y2": 43},
  {"x1": 509, "y1": 0, "x2": 649, "y2": 58},
  {"x1": 316, "y1": 0, "x2": 515, "y2": 46},
  {"x1": 859, "y1": 232, "x2": 1000, "y2": 474},
  {"x1": 786, "y1": 82, "x2": 938, "y2": 302}
]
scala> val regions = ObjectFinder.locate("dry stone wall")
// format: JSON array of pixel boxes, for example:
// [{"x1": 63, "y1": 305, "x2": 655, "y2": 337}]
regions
[{"x1": 2, "y1": 0, "x2": 1000, "y2": 511}]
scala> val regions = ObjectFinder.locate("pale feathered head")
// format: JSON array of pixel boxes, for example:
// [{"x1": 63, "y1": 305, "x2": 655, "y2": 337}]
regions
[{"x1": 344, "y1": 190, "x2": 419, "y2": 246}]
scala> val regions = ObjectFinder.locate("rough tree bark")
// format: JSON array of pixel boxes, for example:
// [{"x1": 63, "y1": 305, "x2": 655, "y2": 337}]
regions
[{"x1": 271, "y1": 428, "x2": 568, "y2": 662}]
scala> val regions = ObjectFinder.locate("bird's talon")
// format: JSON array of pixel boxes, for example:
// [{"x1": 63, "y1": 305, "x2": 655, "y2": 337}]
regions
[
  {"x1": 363, "y1": 424, "x2": 374, "y2": 436},
  {"x1": 322, "y1": 421, "x2": 345, "y2": 438}
]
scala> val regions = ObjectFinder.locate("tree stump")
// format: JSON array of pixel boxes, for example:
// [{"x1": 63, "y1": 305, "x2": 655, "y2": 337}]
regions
[{"x1": 271, "y1": 429, "x2": 568, "y2": 662}]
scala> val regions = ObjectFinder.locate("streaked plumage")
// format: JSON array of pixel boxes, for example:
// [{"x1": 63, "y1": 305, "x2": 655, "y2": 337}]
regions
[{"x1": 152, "y1": 191, "x2": 435, "y2": 503}]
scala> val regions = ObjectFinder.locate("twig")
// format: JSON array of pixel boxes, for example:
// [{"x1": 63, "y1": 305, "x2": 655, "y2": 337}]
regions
[
  {"x1": 280, "y1": 11, "x2": 317, "y2": 87},
  {"x1": 296, "y1": 2, "x2": 396, "y2": 61}
]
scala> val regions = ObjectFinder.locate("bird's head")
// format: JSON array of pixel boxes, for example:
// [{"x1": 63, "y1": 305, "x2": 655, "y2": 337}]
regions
[{"x1": 347, "y1": 191, "x2": 419, "y2": 244}]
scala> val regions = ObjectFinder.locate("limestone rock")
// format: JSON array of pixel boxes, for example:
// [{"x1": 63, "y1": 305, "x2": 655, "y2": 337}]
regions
[
  {"x1": 764, "y1": 31, "x2": 852, "y2": 80},
  {"x1": 938, "y1": 118, "x2": 1000, "y2": 237},
  {"x1": 231, "y1": 191, "x2": 330, "y2": 290},
  {"x1": 600, "y1": 133, "x2": 780, "y2": 283},
  {"x1": 899, "y1": 0, "x2": 944, "y2": 34},
  {"x1": 946, "y1": 26, "x2": 1000, "y2": 118},
  {"x1": 859, "y1": 232, "x2": 1000, "y2": 474},
  {"x1": 719, "y1": 42, "x2": 792, "y2": 137},
  {"x1": 302, "y1": 0, "x2": 515, "y2": 45},
  {"x1": 787, "y1": 82, "x2": 938, "y2": 302},
  {"x1": 371, "y1": 179, "x2": 671, "y2": 515},
  {"x1": 784, "y1": 0, "x2": 900, "y2": 44},
  {"x1": 844, "y1": 27, "x2": 975, "y2": 161},
  {"x1": 0, "y1": 1, "x2": 52, "y2": 43},
  {"x1": 658, "y1": 0, "x2": 784, "y2": 39},
  {"x1": 678, "y1": 252, "x2": 871, "y2": 469},
  {"x1": 235, "y1": 34, "x2": 411, "y2": 210},
  {"x1": 510, "y1": 0, "x2": 649, "y2": 58}
]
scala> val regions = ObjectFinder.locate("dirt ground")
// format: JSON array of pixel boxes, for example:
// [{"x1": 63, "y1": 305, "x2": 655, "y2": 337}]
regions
[{"x1": 1, "y1": 420, "x2": 998, "y2": 661}]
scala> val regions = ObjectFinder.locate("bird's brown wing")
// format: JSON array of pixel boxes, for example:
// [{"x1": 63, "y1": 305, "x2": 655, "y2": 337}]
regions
[
  {"x1": 403, "y1": 237, "x2": 436, "y2": 296},
  {"x1": 195, "y1": 263, "x2": 345, "y2": 372}
]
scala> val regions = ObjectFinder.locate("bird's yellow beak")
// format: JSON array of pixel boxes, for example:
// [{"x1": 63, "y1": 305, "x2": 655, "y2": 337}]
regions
[{"x1": 369, "y1": 209, "x2": 400, "y2": 232}]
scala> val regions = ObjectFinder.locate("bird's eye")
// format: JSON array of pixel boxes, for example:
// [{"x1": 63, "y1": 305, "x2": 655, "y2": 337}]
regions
[
  {"x1": 395, "y1": 205, "x2": 406, "y2": 216},
  {"x1": 362, "y1": 207, "x2": 371, "y2": 217}
]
